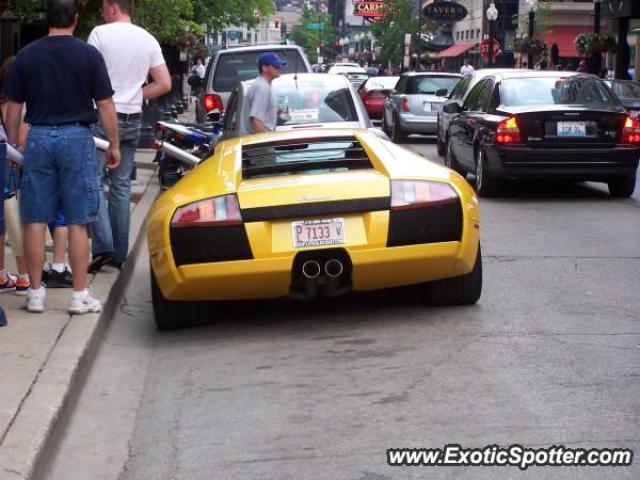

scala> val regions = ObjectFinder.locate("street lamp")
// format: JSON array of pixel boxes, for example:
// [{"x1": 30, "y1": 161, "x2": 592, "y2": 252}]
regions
[
  {"x1": 526, "y1": 0, "x2": 538, "y2": 69},
  {"x1": 486, "y1": 2, "x2": 499, "y2": 67}
]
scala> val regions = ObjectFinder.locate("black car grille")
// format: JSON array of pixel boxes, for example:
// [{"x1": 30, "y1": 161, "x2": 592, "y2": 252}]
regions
[
  {"x1": 241, "y1": 197, "x2": 390, "y2": 222},
  {"x1": 387, "y1": 200, "x2": 463, "y2": 247},
  {"x1": 170, "y1": 225, "x2": 253, "y2": 266}
]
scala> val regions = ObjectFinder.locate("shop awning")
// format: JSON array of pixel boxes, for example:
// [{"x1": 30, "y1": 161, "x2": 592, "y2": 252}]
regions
[
  {"x1": 542, "y1": 26, "x2": 586, "y2": 58},
  {"x1": 433, "y1": 42, "x2": 477, "y2": 58}
]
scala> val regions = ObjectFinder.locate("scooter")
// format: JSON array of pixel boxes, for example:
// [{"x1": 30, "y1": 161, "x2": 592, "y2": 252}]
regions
[{"x1": 152, "y1": 113, "x2": 223, "y2": 190}]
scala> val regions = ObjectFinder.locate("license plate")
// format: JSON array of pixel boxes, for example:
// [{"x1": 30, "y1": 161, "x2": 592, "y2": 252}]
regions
[
  {"x1": 292, "y1": 218, "x2": 345, "y2": 248},
  {"x1": 422, "y1": 102, "x2": 431, "y2": 112},
  {"x1": 431, "y1": 103, "x2": 443, "y2": 112},
  {"x1": 557, "y1": 121, "x2": 586, "y2": 137}
]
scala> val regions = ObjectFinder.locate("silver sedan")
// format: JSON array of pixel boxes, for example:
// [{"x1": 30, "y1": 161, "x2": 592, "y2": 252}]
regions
[{"x1": 382, "y1": 72, "x2": 461, "y2": 143}]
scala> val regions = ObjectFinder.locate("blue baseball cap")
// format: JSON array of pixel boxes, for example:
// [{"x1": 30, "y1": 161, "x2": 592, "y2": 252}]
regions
[{"x1": 257, "y1": 52, "x2": 287, "y2": 68}]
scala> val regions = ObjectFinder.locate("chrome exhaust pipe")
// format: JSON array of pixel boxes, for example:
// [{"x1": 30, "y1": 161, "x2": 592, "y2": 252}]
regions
[
  {"x1": 324, "y1": 259, "x2": 344, "y2": 278},
  {"x1": 301, "y1": 260, "x2": 321, "y2": 279}
]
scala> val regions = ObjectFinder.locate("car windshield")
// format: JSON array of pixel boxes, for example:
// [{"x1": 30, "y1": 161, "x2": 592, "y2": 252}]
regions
[
  {"x1": 407, "y1": 76, "x2": 460, "y2": 94},
  {"x1": 500, "y1": 76, "x2": 618, "y2": 107},
  {"x1": 212, "y1": 50, "x2": 307, "y2": 91},
  {"x1": 273, "y1": 77, "x2": 360, "y2": 125},
  {"x1": 364, "y1": 77, "x2": 399, "y2": 90},
  {"x1": 611, "y1": 81, "x2": 640, "y2": 99},
  {"x1": 241, "y1": 138, "x2": 372, "y2": 178}
]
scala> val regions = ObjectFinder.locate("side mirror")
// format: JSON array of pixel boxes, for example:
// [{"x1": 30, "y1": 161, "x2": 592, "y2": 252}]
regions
[
  {"x1": 435, "y1": 88, "x2": 448, "y2": 97},
  {"x1": 442, "y1": 102, "x2": 462, "y2": 114},
  {"x1": 206, "y1": 109, "x2": 221, "y2": 122}
]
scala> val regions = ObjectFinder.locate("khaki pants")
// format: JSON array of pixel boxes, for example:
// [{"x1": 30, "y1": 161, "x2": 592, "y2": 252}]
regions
[{"x1": 4, "y1": 195, "x2": 24, "y2": 257}]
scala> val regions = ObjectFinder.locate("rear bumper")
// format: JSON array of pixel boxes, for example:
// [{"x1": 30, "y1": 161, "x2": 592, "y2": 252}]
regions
[
  {"x1": 485, "y1": 144, "x2": 640, "y2": 180},
  {"x1": 153, "y1": 238, "x2": 479, "y2": 301},
  {"x1": 400, "y1": 113, "x2": 438, "y2": 134}
]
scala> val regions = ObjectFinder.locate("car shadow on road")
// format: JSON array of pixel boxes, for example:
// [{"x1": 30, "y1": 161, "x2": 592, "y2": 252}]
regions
[
  {"x1": 466, "y1": 177, "x2": 637, "y2": 202},
  {"x1": 157, "y1": 284, "x2": 478, "y2": 338}
]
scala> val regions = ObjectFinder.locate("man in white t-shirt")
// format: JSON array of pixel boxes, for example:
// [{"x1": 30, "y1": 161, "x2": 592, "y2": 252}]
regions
[
  {"x1": 88, "y1": 0, "x2": 171, "y2": 272},
  {"x1": 460, "y1": 59, "x2": 475, "y2": 76}
]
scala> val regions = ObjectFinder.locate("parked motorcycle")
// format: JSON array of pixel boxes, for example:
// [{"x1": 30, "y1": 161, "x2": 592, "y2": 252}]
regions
[{"x1": 153, "y1": 115, "x2": 222, "y2": 190}]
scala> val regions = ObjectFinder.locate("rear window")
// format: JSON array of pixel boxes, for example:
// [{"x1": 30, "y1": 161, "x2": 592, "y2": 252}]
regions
[
  {"x1": 500, "y1": 76, "x2": 618, "y2": 107},
  {"x1": 611, "y1": 81, "x2": 640, "y2": 99},
  {"x1": 273, "y1": 77, "x2": 359, "y2": 125},
  {"x1": 212, "y1": 50, "x2": 308, "y2": 91},
  {"x1": 241, "y1": 137, "x2": 372, "y2": 179},
  {"x1": 407, "y1": 76, "x2": 460, "y2": 94},
  {"x1": 363, "y1": 77, "x2": 399, "y2": 91}
]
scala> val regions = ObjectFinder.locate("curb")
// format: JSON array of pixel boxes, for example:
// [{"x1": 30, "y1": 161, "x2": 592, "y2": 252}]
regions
[{"x1": 0, "y1": 175, "x2": 160, "y2": 480}]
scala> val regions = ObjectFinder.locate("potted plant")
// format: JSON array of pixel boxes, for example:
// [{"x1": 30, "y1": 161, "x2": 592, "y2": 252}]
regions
[{"x1": 574, "y1": 33, "x2": 618, "y2": 55}]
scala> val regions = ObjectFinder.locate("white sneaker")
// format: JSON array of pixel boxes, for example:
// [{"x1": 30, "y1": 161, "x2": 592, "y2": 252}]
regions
[
  {"x1": 69, "y1": 289, "x2": 102, "y2": 315},
  {"x1": 26, "y1": 287, "x2": 46, "y2": 313}
]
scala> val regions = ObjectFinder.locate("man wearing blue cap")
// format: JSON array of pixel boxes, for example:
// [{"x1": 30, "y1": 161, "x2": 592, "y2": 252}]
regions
[{"x1": 241, "y1": 52, "x2": 286, "y2": 135}]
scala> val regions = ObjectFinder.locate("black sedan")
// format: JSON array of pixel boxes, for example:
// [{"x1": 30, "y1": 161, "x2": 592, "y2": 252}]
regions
[{"x1": 444, "y1": 71, "x2": 639, "y2": 197}]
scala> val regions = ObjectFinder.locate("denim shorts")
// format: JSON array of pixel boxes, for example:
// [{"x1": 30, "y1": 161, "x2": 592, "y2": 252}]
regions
[{"x1": 20, "y1": 125, "x2": 99, "y2": 225}]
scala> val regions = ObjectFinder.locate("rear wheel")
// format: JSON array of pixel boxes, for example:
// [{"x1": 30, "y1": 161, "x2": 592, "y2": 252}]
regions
[
  {"x1": 424, "y1": 244, "x2": 482, "y2": 305},
  {"x1": 607, "y1": 175, "x2": 636, "y2": 198},
  {"x1": 391, "y1": 114, "x2": 407, "y2": 143},
  {"x1": 150, "y1": 265, "x2": 209, "y2": 331},
  {"x1": 475, "y1": 148, "x2": 500, "y2": 197}
]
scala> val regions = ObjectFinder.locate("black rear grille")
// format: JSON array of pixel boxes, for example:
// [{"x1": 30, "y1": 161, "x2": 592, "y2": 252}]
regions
[
  {"x1": 241, "y1": 197, "x2": 390, "y2": 222},
  {"x1": 387, "y1": 200, "x2": 463, "y2": 247},
  {"x1": 170, "y1": 225, "x2": 253, "y2": 266}
]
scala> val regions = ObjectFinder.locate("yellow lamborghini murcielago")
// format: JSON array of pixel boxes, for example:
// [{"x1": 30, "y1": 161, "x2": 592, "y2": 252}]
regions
[{"x1": 146, "y1": 129, "x2": 481, "y2": 330}]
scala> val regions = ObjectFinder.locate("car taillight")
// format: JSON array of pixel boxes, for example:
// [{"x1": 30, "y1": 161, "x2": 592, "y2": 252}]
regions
[
  {"x1": 401, "y1": 98, "x2": 410, "y2": 112},
  {"x1": 496, "y1": 116, "x2": 522, "y2": 143},
  {"x1": 204, "y1": 94, "x2": 224, "y2": 113},
  {"x1": 171, "y1": 194, "x2": 242, "y2": 228},
  {"x1": 390, "y1": 180, "x2": 458, "y2": 210},
  {"x1": 621, "y1": 115, "x2": 640, "y2": 143}
]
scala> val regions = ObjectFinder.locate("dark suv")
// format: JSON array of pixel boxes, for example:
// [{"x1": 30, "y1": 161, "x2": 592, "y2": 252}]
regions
[{"x1": 195, "y1": 44, "x2": 312, "y2": 122}]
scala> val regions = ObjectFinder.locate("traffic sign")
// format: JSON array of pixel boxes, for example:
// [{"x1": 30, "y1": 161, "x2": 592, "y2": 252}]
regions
[
  {"x1": 307, "y1": 22, "x2": 324, "y2": 30},
  {"x1": 479, "y1": 39, "x2": 501, "y2": 62}
]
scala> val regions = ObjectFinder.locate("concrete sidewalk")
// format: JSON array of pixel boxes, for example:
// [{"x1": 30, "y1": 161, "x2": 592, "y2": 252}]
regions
[{"x1": 0, "y1": 150, "x2": 160, "y2": 479}]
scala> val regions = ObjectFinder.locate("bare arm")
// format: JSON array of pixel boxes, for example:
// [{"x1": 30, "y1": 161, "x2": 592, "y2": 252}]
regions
[
  {"x1": 96, "y1": 97, "x2": 121, "y2": 170},
  {"x1": 142, "y1": 64, "x2": 172, "y2": 101},
  {"x1": 250, "y1": 116, "x2": 269, "y2": 133},
  {"x1": 4, "y1": 101, "x2": 23, "y2": 148}
]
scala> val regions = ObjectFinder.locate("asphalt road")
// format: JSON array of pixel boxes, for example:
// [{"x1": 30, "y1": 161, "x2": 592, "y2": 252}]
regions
[{"x1": 41, "y1": 137, "x2": 640, "y2": 480}]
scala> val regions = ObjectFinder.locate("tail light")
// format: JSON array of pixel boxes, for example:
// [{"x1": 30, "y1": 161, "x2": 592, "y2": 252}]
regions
[
  {"x1": 204, "y1": 94, "x2": 224, "y2": 113},
  {"x1": 621, "y1": 115, "x2": 640, "y2": 143},
  {"x1": 171, "y1": 194, "x2": 242, "y2": 228},
  {"x1": 401, "y1": 98, "x2": 410, "y2": 112},
  {"x1": 496, "y1": 116, "x2": 522, "y2": 144},
  {"x1": 391, "y1": 180, "x2": 458, "y2": 210}
]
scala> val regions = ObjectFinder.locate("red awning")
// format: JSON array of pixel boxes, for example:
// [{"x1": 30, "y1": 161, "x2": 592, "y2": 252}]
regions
[
  {"x1": 434, "y1": 42, "x2": 477, "y2": 59},
  {"x1": 542, "y1": 26, "x2": 586, "y2": 58}
]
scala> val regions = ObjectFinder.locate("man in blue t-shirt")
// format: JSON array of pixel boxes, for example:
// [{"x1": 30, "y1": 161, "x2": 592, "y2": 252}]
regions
[{"x1": 4, "y1": 0, "x2": 121, "y2": 314}]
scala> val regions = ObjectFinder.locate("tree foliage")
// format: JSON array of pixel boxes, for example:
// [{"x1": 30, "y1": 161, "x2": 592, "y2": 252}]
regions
[
  {"x1": 371, "y1": 0, "x2": 418, "y2": 66},
  {"x1": 290, "y1": 6, "x2": 334, "y2": 64},
  {"x1": 1, "y1": 0, "x2": 273, "y2": 44}
]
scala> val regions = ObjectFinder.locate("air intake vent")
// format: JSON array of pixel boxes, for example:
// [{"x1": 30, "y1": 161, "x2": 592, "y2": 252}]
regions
[{"x1": 241, "y1": 136, "x2": 373, "y2": 179}]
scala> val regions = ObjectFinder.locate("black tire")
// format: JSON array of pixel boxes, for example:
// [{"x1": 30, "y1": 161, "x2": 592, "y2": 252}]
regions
[
  {"x1": 436, "y1": 136, "x2": 446, "y2": 156},
  {"x1": 474, "y1": 147, "x2": 499, "y2": 197},
  {"x1": 391, "y1": 114, "x2": 407, "y2": 143},
  {"x1": 381, "y1": 111, "x2": 390, "y2": 135},
  {"x1": 608, "y1": 175, "x2": 636, "y2": 198},
  {"x1": 424, "y1": 244, "x2": 482, "y2": 306},
  {"x1": 444, "y1": 135, "x2": 466, "y2": 178},
  {"x1": 150, "y1": 265, "x2": 209, "y2": 331}
]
